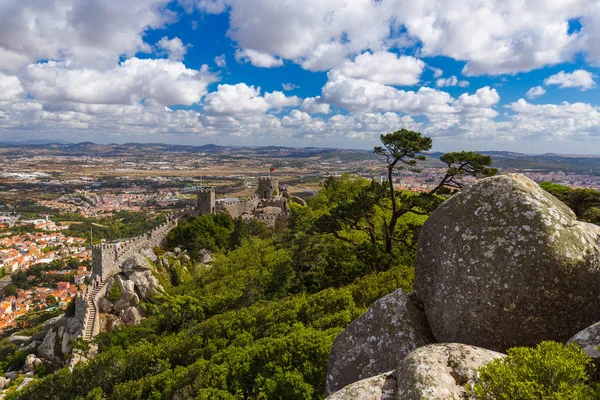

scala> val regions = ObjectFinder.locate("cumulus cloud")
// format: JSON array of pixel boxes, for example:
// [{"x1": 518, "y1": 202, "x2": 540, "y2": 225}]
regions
[
  {"x1": 0, "y1": 0, "x2": 174, "y2": 71},
  {"x1": 526, "y1": 86, "x2": 547, "y2": 99},
  {"x1": 0, "y1": 73, "x2": 24, "y2": 104},
  {"x1": 339, "y1": 52, "x2": 425, "y2": 85},
  {"x1": 203, "y1": 83, "x2": 299, "y2": 114},
  {"x1": 191, "y1": 0, "x2": 600, "y2": 75},
  {"x1": 20, "y1": 58, "x2": 219, "y2": 107},
  {"x1": 214, "y1": 55, "x2": 227, "y2": 68},
  {"x1": 156, "y1": 37, "x2": 188, "y2": 61},
  {"x1": 543, "y1": 70, "x2": 596, "y2": 90},
  {"x1": 234, "y1": 49, "x2": 283, "y2": 68},
  {"x1": 282, "y1": 82, "x2": 300, "y2": 91},
  {"x1": 436, "y1": 76, "x2": 469, "y2": 88},
  {"x1": 300, "y1": 97, "x2": 331, "y2": 114}
]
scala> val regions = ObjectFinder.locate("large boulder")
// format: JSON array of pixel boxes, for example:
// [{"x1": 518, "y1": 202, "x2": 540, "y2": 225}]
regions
[
  {"x1": 326, "y1": 371, "x2": 396, "y2": 400},
  {"x1": 120, "y1": 307, "x2": 143, "y2": 327},
  {"x1": 126, "y1": 270, "x2": 162, "y2": 299},
  {"x1": 122, "y1": 253, "x2": 153, "y2": 274},
  {"x1": 327, "y1": 289, "x2": 434, "y2": 394},
  {"x1": 38, "y1": 328, "x2": 60, "y2": 364},
  {"x1": 396, "y1": 343, "x2": 505, "y2": 400},
  {"x1": 139, "y1": 248, "x2": 158, "y2": 262},
  {"x1": 567, "y1": 321, "x2": 600, "y2": 360},
  {"x1": 415, "y1": 174, "x2": 600, "y2": 351}
]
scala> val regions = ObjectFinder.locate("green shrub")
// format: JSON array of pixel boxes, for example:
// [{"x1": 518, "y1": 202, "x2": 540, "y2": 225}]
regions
[
  {"x1": 471, "y1": 341, "x2": 599, "y2": 399},
  {"x1": 107, "y1": 283, "x2": 122, "y2": 303}
]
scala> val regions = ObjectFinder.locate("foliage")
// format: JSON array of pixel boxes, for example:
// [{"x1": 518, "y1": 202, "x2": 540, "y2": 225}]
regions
[
  {"x1": 166, "y1": 213, "x2": 234, "y2": 258},
  {"x1": 107, "y1": 283, "x2": 122, "y2": 303},
  {"x1": 540, "y1": 182, "x2": 600, "y2": 224},
  {"x1": 431, "y1": 151, "x2": 498, "y2": 194},
  {"x1": 471, "y1": 341, "x2": 599, "y2": 399}
]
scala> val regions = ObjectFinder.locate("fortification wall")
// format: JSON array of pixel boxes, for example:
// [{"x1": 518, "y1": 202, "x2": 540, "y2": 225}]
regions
[
  {"x1": 216, "y1": 196, "x2": 260, "y2": 219},
  {"x1": 91, "y1": 213, "x2": 181, "y2": 280}
]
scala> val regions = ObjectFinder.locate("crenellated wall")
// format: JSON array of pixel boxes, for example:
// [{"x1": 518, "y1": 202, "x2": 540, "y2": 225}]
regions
[
  {"x1": 216, "y1": 196, "x2": 261, "y2": 219},
  {"x1": 91, "y1": 213, "x2": 181, "y2": 280}
]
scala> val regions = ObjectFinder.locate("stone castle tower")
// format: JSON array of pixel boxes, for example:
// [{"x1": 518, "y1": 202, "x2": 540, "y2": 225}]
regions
[
  {"x1": 258, "y1": 177, "x2": 279, "y2": 199},
  {"x1": 197, "y1": 188, "x2": 215, "y2": 214}
]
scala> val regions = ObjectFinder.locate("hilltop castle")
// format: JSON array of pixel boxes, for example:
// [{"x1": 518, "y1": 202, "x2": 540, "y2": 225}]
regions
[{"x1": 197, "y1": 176, "x2": 290, "y2": 228}]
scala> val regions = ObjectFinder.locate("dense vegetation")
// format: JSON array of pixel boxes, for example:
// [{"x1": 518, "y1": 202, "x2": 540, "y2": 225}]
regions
[
  {"x1": 472, "y1": 341, "x2": 600, "y2": 399},
  {"x1": 6, "y1": 131, "x2": 600, "y2": 399},
  {"x1": 540, "y1": 182, "x2": 600, "y2": 225},
  {"x1": 8, "y1": 173, "x2": 418, "y2": 400}
]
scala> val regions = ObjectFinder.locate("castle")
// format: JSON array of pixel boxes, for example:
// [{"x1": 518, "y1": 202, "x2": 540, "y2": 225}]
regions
[
  {"x1": 71, "y1": 176, "x2": 293, "y2": 348},
  {"x1": 197, "y1": 176, "x2": 290, "y2": 228}
]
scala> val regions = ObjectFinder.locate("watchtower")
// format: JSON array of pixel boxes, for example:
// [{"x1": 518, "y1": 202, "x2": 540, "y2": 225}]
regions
[
  {"x1": 258, "y1": 177, "x2": 279, "y2": 199},
  {"x1": 197, "y1": 188, "x2": 216, "y2": 214}
]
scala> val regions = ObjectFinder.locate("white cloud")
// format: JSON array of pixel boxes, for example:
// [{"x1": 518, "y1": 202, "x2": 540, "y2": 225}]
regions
[
  {"x1": 20, "y1": 58, "x2": 219, "y2": 107},
  {"x1": 234, "y1": 49, "x2": 283, "y2": 68},
  {"x1": 543, "y1": 70, "x2": 596, "y2": 90},
  {"x1": 526, "y1": 86, "x2": 547, "y2": 99},
  {"x1": 214, "y1": 55, "x2": 227, "y2": 68},
  {"x1": 436, "y1": 76, "x2": 469, "y2": 88},
  {"x1": 156, "y1": 37, "x2": 188, "y2": 61},
  {"x1": 300, "y1": 97, "x2": 331, "y2": 114},
  {"x1": 191, "y1": 0, "x2": 600, "y2": 75},
  {"x1": 0, "y1": 0, "x2": 174, "y2": 71},
  {"x1": 430, "y1": 67, "x2": 444, "y2": 78},
  {"x1": 0, "y1": 73, "x2": 24, "y2": 104},
  {"x1": 203, "y1": 83, "x2": 299, "y2": 114},
  {"x1": 282, "y1": 82, "x2": 300, "y2": 91},
  {"x1": 339, "y1": 52, "x2": 425, "y2": 85}
]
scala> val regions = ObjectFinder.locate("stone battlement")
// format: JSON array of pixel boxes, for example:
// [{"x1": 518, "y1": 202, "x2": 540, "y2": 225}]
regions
[{"x1": 91, "y1": 212, "x2": 182, "y2": 280}]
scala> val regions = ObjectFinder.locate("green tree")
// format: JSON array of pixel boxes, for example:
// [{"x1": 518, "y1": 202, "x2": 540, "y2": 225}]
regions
[
  {"x1": 471, "y1": 341, "x2": 598, "y2": 399},
  {"x1": 540, "y1": 182, "x2": 600, "y2": 224},
  {"x1": 431, "y1": 151, "x2": 498, "y2": 194},
  {"x1": 4, "y1": 284, "x2": 17, "y2": 296},
  {"x1": 374, "y1": 129, "x2": 432, "y2": 253}
]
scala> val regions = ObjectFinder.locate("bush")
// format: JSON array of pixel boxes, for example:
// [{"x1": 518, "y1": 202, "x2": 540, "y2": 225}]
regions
[
  {"x1": 471, "y1": 341, "x2": 599, "y2": 399},
  {"x1": 107, "y1": 283, "x2": 122, "y2": 302}
]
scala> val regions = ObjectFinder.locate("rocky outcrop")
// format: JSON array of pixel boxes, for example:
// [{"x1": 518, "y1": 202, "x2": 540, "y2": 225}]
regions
[
  {"x1": 38, "y1": 328, "x2": 61, "y2": 365},
  {"x1": 120, "y1": 306, "x2": 143, "y2": 327},
  {"x1": 326, "y1": 289, "x2": 434, "y2": 394},
  {"x1": 326, "y1": 371, "x2": 396, "y2": 400},
  {"x1": 326, "y1": 344, "x2": 504, "y2": 400},
  {"x1": 567, "y1": 321, "x2": 600, "y2": 359},
  {"x1": 415, "y1": 174, "x2": 600, "y2": 351},
  {"x1": 396, "y1": 344, "x2": 504, "y2": 399}
]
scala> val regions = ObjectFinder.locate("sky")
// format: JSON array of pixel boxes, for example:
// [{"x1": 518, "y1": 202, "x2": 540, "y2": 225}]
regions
[{"x1": 1, "y1": 1, "x2": 600, "y2": 153}]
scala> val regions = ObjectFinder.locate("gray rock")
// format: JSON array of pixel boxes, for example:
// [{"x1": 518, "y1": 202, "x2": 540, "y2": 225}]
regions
[
  {"x1": 174, "y1": 247, "x2": 182, "y2": 254},
  {"x1": 24, "y1": 354, "x2": 42, "y2": 372},
  {"x1": 326, "y1": 289, "x2": 434, "y2": 394},
  {"x1": 19, "y1": 341, "x2": 37, "y2": 353},
  {"x1": 29, "y1": 329, "x2": 49, "y2": 342},
  {"x1": 98, "y1": 297, "x2": 113, "y2": 313},
  {"x1": 8, "y1": 336, "x2": 30, "y2": 346},
  {"x1": 0, "y1": 376, "x2": 9, "y2": 390},
  {"x1": 41, "y1": 315, "x2": 64, "y2": 327},
  {"x1": 116, "y1": 275, "x2": 136, "y2": 295},
  {"x1": 100, "y1": 314, "x2": 124, "y2": 332},
  {"x1": 61, "y1": 330, "x2": 72, "y2": 355},
  {"x1": 5, "y1": 371, "x2": 18, "y2": 380},
  {"x1": 16, "y1": 377, "x2": 34, "y2": 391},
  {"x1": 396, "y1": 343, "x2": 505, "y2": 400},
  {"x1": 113, "y1": 291, "x2": 139, "y2": 313},
  {"x1": 122, "y1": 253, "x2": 153, "y2": 274},
  {"x1": 567, "y1": 321, "x2": 600, "y2": 359},
  {"x1": 326, "y1": 371, "x2": 396, "y2": 400},
  {"x1": 120, "y1": 307, "x2": 143, "y2": 327},
  {"x1": 24, "y1": 371, "x2": 34, "y2": 377},
  {"x1": 139, "y1": 248, "x2": 158, "y2": 262},
  {"x1": 199, "y1": 249, "x2": 213, "y2": 264},
  {"x1": 415, "y1": 174, "x2": 600, "y2": 351},
  {"x1": 66, "y1": 316, "x2": 83, "y2": 335},
  {"x1": 38, "y1": 328, "x2": 60, "y2": 364},
  {"x1": 126, "y1": 270, "x2": 162, "y2": 299}
]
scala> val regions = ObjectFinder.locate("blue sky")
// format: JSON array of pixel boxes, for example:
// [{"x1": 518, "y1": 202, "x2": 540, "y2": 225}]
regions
[{"x1": 1, "y1": 0, "x2": 600, "y2": 153}]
